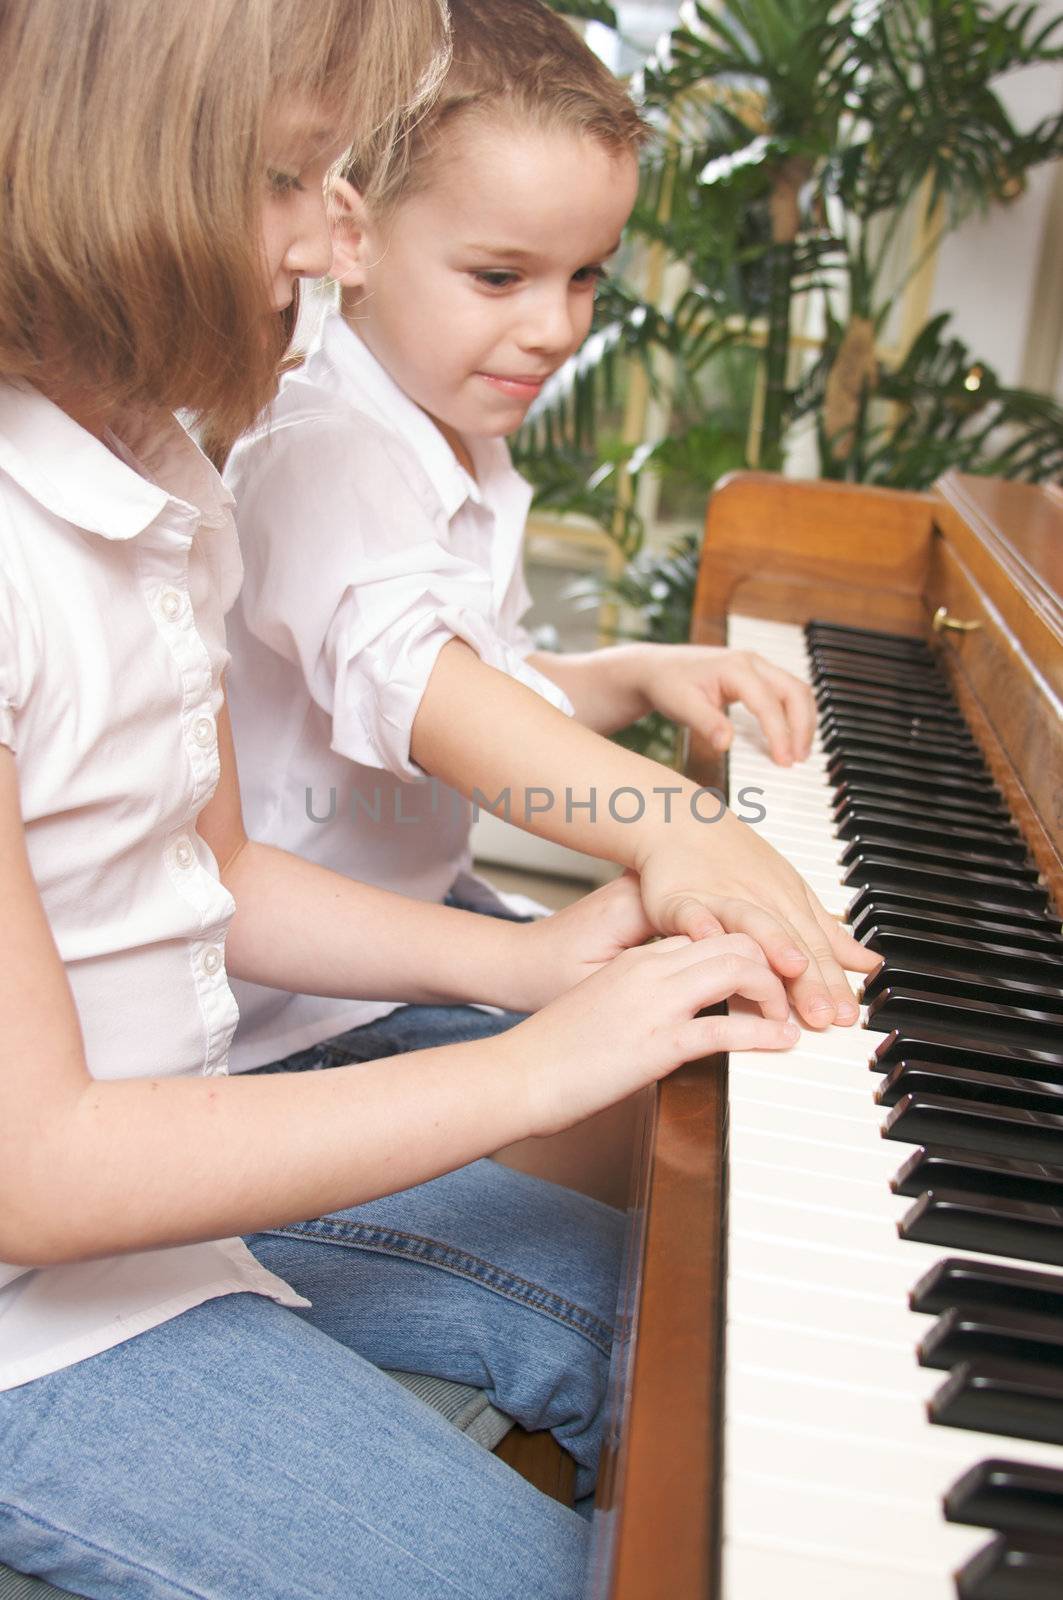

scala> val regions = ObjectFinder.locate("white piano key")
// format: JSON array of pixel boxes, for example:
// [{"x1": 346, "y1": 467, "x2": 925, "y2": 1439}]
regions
[
  {"x1": 725, "y1": 1536, "x2": 959, "y2": 1600},
  {"x1": 724, "y1": 1471, "x2": 987, "y2": 1574},
  {"x1": 726, "y1": 1414, "x2": 1063, "y2": 1501}
]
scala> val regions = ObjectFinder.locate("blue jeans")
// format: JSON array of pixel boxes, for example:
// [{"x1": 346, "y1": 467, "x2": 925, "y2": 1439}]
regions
[
  {"x1": 0, "y1": 1161, "x2": 623, "y2": 1599},
  {"x1": 255, "y1": 1000, "x2": 527, "y2": 1073}
]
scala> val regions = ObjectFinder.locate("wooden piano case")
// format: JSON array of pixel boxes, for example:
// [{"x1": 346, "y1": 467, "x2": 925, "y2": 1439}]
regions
[{"x1": 588, "y1": 470, "x2": 1063, "y2": 1599}]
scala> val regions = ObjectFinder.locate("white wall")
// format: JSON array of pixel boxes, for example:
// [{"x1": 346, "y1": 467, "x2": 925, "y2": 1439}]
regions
[{"x1": 924, "y1": 15, "x2": 1063, "y2": 398}]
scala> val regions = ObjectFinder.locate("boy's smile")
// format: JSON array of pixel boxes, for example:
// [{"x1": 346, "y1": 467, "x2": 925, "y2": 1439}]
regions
[{"x1": 338, "y1": 117, "x2": 639, "y2": 463}]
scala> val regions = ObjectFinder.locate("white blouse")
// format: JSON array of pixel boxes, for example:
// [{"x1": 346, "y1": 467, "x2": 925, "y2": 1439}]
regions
[
  {"x1": 224, "y1": 313, "x2": 572, "y2": 1071},
  {"x1": 0, "y1": 384, "x2": 304, "y2": 1392}
]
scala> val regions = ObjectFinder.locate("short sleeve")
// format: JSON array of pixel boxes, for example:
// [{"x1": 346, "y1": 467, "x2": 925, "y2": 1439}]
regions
[
  {"x1": 229, "y1": 411, "x2": 571, "y2": 781},
  {"x1": 0, "y1": 560, "x2": 28, "y2": 754}
]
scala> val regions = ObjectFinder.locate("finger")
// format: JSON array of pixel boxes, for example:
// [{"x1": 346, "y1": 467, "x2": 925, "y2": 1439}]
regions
[
  {"x1": 758, "y1": 663, "x2": 817, "y2": 760},
  {"x1": 693, "y1": 897, "x2": 810, "y2": 978},
  {"x1": 812, "y1": 902, "x2": 881, "y2": 973},
  {"x1": 783, "y1": 904, "x2": 867, "y2": 1026},
  {"x1": 658, "y1": 930, "x2": 770, "y2": 971},
  {"x1": 720, "y1": 664, "x2": 794, "y2": 766},
  {"x1": 659, "y1": 893, "x2": 727, "y2": 941},
  {"x1": 678, "y1": 1011, "x2": 800, "y2": 1060},
  {"x1": 673, "y1": 952, "x2": 791, "y2": 1022},
  {"x1": 666, "y1": 685, "x2": 733, "y2": 754}
]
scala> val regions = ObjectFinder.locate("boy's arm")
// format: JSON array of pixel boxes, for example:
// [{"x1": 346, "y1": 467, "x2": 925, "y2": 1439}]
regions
[
  {"x1": 412, "y1": 639, "x2": 878, "y2": 1026},
  {"x1": 527, "y1": 643, "x2": 815, "y2": 766}
]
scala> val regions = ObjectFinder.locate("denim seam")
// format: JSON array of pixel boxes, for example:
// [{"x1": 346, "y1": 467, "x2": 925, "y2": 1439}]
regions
[
  {"x1": 0, "y1": 1503, "x2": 206, "y2": 1600},
  {"x1": 257, "y1": 1219, "x2": 614, "y2": 1355}
]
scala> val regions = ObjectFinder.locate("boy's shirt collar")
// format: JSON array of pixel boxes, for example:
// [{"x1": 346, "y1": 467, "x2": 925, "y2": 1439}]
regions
[
  {"x1": 0, "y1": 381, "x2": 232, "y2": 540},
  {"x1": 317, "y1": 311, "x2": 509, "y2": 523}
]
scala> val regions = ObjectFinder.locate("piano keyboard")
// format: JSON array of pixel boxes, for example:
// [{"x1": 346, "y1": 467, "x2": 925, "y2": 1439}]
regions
[{"x1": 721, "y1": 615, "x2": 1063, "y2": 1599}]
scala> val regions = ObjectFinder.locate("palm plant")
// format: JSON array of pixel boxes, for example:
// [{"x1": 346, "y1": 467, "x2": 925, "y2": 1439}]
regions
[{"x1": 523, "y1": 0, "x2": 1063, "y2": 532}]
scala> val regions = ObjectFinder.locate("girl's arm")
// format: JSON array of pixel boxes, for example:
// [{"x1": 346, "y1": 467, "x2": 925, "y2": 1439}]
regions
[
  {"x1": 411, "y1": 640, "x2": 879, "y2": 1027},
  {"x1": 0, "y1": 746, "x2": 794, "y2": 1266},
  {"x1": 527, "y1": 643, "x2": 815, "y2": 765},
  {"x1": 198, "y1": 700, "x2": 639, "y2": 1014}
]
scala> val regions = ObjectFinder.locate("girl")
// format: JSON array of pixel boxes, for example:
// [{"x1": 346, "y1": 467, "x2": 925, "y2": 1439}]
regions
[
  {"x1": 223, "y1": 0, "x2": 880, "y2": 1082},
  {"x1": 0, "y1": 4, "x2": 797, "y2": 1598}
]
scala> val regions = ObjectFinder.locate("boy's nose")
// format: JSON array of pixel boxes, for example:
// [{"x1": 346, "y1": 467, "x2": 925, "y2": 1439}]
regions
[{"x1": 519, "y1": 295, "x2": 581, "y2": 358}]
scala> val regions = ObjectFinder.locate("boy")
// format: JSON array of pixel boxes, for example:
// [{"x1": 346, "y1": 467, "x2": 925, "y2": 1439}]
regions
[{"x1": 224, "y1": 0, "x2": 875, "y2": 1075}]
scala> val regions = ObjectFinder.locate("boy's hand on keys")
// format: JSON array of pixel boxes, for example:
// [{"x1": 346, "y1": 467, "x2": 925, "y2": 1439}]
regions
[
  {"x1": 613, "y1": 643, "x2": 815, "y2": 766},
  {"x1": 501, "y1": 934, "x2": 798, "y2": 1138},
  {"x1": 634, "y1": 811, "x2": 880, "y2": 1029}
]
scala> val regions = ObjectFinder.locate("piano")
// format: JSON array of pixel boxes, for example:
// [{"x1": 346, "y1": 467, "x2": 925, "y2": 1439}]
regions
[{"x1": 589, "y1": 470, "x2": 1063, "y2": 1599}]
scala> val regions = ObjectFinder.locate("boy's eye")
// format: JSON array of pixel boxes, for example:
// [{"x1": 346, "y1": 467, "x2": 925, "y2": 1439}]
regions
[
  {"x1": 472, "y1": 269, "x2": 520, "y2": 289},
  {"x1": 573, "y1": 264, "x2": 609, "y2": 287},
  {"x1": 267, "y1": 168, "x2": 305, "y2": 196}
]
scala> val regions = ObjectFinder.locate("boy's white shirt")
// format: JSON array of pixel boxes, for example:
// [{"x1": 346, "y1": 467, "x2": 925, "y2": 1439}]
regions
[
  {"x1": 0, "y1": 384, "x2": 305, "y2": 1392},
  {"x1": 224, "y1": 310, "x2": 573, "y2": 1071}
]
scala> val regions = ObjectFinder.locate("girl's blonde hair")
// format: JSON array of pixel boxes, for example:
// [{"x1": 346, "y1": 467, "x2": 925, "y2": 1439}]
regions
[
  {"x1": 347, "y1": 0, "x2": 647, "y2": 213},
  {"x1": 0, "y1": 0, "x2": 449, "y2": 442}
]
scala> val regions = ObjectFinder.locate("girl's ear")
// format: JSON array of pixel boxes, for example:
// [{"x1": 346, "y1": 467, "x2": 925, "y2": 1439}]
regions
[{"x1": 328, "y1": 176, "x2": 372, "y2": 289}]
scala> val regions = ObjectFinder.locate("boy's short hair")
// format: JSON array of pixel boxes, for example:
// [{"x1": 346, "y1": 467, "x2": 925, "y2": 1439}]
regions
[
  {"x1": 349, "y1": 0, "x2": 647, "y2": 210},
  {"x1": 0, "y1": 0, "x2": 448, "y2": 444}
]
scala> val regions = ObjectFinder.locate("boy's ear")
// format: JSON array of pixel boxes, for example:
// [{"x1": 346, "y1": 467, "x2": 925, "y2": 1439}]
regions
[{"x1": 328, "y1": 176, "x2": 373, "y2": 289}]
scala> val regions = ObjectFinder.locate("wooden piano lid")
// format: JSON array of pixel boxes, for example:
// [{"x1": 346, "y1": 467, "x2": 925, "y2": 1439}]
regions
[{"x1": 929, "y1": 473, "x2": 1062, "y2": 903}]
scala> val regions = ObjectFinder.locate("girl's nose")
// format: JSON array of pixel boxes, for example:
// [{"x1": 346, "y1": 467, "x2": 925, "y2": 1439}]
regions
[{"x1": 286, "y1": 192, "x2": 334, "y2": 282}]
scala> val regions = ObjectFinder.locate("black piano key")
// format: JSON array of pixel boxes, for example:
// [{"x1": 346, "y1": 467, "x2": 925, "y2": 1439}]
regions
[
  {"x1": 873, "y1": 1031, "x2": 1063, "y2": 1079},
  {"x1": 829, "y1": 757, "x2": 999, "y2": 799},
  {"x1": 956, "y1": 1529, "x2": 1063, "y2": 1599},
  {"x1": 858, "y1": 930, "x2": 1059, "y2": 987},
  {"x1": 886, "y1": 1095, "x2": 1063, "y2": 1164},
  {"x1": 824, "y1": 732, "x2": 990, "y2": 776},
  {"x1": 836, "y1": 778, "x2": 1013, "y2": 825},
  {"x1": 863, "y1": 966, "x2": 1063, "y2": 1018},
  {"x1": 837, "y1": 810, "x2": 1026, "y2": 858},
  {"x1": 851, "y1": 900, "x2": 1063, "y2": 950},
  {"x1": 815, "y1": 665, "x2": 954, "y2": 700},
  {"x1": 910, "y1": 1258, "x2": 1063, "y2": 1320},
  {"x1": 899, "y1": 1188, "x2": 1063, "y2": 1267},
  {"x1": 841, "y1": 835, "x2": 1039, "y2": 880},
  {"x1": 845, "y1": 855, "x2": 1049, "y2": 912},
  {"x1": 877, "y1": 1062, "x2": 1063, "y2": 1117},
  {"x1": 838, "y1": 799, "x2": 1017, "y2": 845},
  {"x1": 919, "y1": 1303, "x2": 1063, "y2": 1372},
  {"x1": 828, "y1": 744, "x2": 994, "y2": 789},
  {"x1": 930, "y1": 1357, "x2": 1063, "y2": 1447},
  {"x1": 946, "y1": 1459, "x2": 1063, "y2": 1537},
  {"x1": 891, "y1": 1145, "x2": 1063, "y2": 1208},
  {"x1": 823, "y1": 709, "x2": 979, "y2": 751},
  {"x1": 819, "y1": 689, "x2": 969, "y2": 729},
  {"x1": 816, "y1": 683, "x2": 966, "y2": 721},
  {"x1": 815, "y1": 663, "x2": 955, "y2": 698},
  {"x1": 804, "y1": 620, "x2": 931, "y2": 652},
  {"x1": 867, "y1": 988, "x2": 1063, "y2": 1050}
]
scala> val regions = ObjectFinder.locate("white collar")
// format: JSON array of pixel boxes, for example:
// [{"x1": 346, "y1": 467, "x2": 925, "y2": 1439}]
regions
[
  {"x1": 315, "y1": 312, "x2": 515, "y2": 523},
  {"x1": 0, "y1": 382, "x2": 231, "y2": 541}
]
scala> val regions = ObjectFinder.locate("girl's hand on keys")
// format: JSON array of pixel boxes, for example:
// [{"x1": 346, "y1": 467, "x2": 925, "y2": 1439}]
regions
[
  {"x1": 634, "y1": 811, "x2": 880, "y2": 1029},
  {"x1": 499, "y1": 933, "x2": 799, "y2": 1137},
  {"x1": 513, "y1": 872, "x2": 656, "y2": 1011}
]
